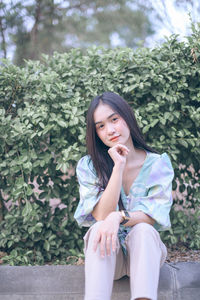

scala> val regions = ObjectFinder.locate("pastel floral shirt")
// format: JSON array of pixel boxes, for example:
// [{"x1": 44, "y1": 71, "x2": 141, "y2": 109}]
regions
[{"x1": 74, "y1": 151, "x2": 174, "y2": 255}]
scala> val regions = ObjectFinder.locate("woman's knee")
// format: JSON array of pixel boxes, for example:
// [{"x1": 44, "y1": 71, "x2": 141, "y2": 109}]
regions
[
  {"x1": 83, "y1": 221, "x2": 103, "y2": 253},
  {"x1": 130, "y1": 222, "x2": 157, "y2": 235},
  {"x1": 126, "y1": 222, "x2": 159, "y2": 245}
]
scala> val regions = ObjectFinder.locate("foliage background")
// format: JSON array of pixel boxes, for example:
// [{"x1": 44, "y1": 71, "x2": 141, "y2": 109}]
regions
[{"x1": 0, "y1": 25, "x2": 200, "y2": 265}]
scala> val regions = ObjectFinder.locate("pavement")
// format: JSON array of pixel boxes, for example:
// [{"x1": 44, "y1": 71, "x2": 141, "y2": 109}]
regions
[{"x1": 0, "y1": 262, "x2": 200, "y2": 299}]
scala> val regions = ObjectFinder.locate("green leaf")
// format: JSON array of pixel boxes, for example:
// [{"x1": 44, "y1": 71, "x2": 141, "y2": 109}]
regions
[
  {"x1": 8, "y1": 241, "x2": 13, "y2": 248},
  {"x1": 44, "y1": 240, "x2": 50, "y2": 252},
  {"x1": 179, "y1": 140, "x2": 188, "y2": 148},
  {"x1": 39, "y1": 122, "x2": 45, "y2": 129},
  {"x1": 57, "y1": 120, "x2": 67, "y2": 127},
  {"x1": 22, "y1": 201, "x2": 32, "y2": 216},
  {"x1": 39, "y1": 192, "x2": 48, "y2": 199}
]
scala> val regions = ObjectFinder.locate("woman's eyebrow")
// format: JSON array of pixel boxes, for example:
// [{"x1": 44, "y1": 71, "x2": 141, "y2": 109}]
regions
[{"x1": 95, "y1": 113, "x2": 117, "y2": 125}]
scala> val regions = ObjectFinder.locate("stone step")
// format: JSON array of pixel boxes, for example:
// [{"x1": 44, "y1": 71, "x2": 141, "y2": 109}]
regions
[{"x1": 0, "y1": 262, "x2": 199, "y2": 299}]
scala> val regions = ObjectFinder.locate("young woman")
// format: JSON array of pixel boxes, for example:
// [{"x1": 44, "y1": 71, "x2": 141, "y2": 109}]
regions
[{"x1": 74, "y1": 92, "x2": 174, "y2": 300}]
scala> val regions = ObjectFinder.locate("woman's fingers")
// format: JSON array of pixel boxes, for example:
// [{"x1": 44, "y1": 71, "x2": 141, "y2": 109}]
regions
[
  {"x1": 110, "y1": 144, "x2": 129, "y2": 158},
  {"x1": 106, "y1": 233, "x2": 117, "y2": 255},
  {"x1": 93, "y1": 231, "x2": 101, "y2": 252},
  {"x1": 94, "y1": 232, "x2": 117, "y2": 258},
  {"x1": 105, "y1": 234, "x2": 112, "y2": 256},
  {"x1": 100, "y1": 235, "x2": 106, "y2": 258},
  {"x1": 109, "y1": 144, "x2": 129, "y2": 155},
  {"x1": 108, "y1": 144, "x2": 129, "y2": 165},
  {"x1": 112, "y1": 234, "x2": 117, "y2": 252},
  {"x1": 101, "y1": 234, "x2": 117, "y2": 258},
  {"x1": 93, "y1": 214, "x2": 120, "y2": 258},
  {"x1": 94, "y1": 232, "x2": 108, "y2": 258},
  {"x1": 115, "y1": 144, "x2": 129, "y2": 154}
]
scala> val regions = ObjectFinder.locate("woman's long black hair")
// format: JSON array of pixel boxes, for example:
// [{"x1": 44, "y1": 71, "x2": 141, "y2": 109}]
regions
[{"x1": 86, "y1": 92, "x2": 157, "y2": 191}]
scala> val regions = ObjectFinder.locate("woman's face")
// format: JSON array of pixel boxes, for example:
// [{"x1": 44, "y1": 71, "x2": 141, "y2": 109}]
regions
[{"x1": 93, "y1": 102, "x2": 131, "y2": 148}]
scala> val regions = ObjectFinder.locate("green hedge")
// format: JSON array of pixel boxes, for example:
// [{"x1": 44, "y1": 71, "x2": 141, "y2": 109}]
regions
[{"x1": 0, "y1": 25, "x2": 200, "y2": 265}]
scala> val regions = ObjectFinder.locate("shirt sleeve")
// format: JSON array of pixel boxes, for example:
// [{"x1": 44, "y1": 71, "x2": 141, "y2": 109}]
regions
[
  {"x1": 74, "y1": 155, "x2": 103, "y2": 227},
  {"x1": 130, "y1": 153, "x2": 174, "y2": 231}
]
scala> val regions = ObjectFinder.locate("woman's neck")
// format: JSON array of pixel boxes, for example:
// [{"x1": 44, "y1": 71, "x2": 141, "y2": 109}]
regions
[{"x1": 125, "y1": 141, "x2": 146, "y2": 167}]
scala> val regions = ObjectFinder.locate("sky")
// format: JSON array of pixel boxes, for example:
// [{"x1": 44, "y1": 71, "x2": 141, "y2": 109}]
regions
[
  {"x1": 147, "y1": 0, "x2": 193, "y2": 47},
  {"x1": 98, "y1": 0, "x2": 193, "y2": 49}
]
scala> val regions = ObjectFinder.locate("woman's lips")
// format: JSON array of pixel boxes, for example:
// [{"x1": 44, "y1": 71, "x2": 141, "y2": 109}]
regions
[{"x1": 110, "y1": 136, "x2": 119, "y2": 142}]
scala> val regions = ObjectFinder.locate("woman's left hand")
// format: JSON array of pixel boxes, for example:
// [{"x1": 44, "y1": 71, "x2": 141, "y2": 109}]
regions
[{"x1": 93, "y1": 211, "x2": 122, "y2": 258}]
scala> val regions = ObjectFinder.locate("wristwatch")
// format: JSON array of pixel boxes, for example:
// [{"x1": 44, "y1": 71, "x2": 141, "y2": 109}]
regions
[{"x1": 120, "y1": 210, "x2": 131, "y2": 225}]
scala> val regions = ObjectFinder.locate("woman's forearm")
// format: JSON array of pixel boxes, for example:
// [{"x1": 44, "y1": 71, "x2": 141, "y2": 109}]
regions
[
  {"x1": 124, "y1": 210, "x2": 155, "y2": 227},
  {"x1": 92, "y1": 163, "x2": 124, "y2": 220}
]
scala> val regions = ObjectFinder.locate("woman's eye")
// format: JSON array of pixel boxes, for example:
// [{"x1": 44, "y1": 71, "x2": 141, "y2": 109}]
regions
[
  {"x1": 98, "y1": 124, "x2": 104, "y2": 129},
  {"x1": 112, "y1": 117, "x2": 118, "y2": 122}
]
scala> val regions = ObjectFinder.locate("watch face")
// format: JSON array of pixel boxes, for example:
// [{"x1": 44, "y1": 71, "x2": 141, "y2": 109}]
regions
[
  {"x1": 120, "y1": 210, "x2": 131, "y2": 225},
  {"x1": 124, "y1": 210, "x2": 130, "y2": 218},
  {"x1": 121, "y1": 218, "x2": 129, "y2": 225}
]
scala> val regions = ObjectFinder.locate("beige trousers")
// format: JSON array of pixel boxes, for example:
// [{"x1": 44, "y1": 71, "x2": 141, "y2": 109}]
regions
[{"x1": 83, "y1": 221, "x2": 167, "y2": 300}]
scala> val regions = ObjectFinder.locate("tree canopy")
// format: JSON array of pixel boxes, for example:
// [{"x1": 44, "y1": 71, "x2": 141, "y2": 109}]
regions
[
  {"x1": 0, "y1": 0, "x2": 199, "y2": 65},
  {"x1": 0, "y1": 0, "x2": 153, "y2": 65}
]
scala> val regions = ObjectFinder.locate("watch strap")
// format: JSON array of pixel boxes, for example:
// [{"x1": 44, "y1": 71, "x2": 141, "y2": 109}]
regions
[{"x1": 120, "y1": 210, "x2": 131, "y2": 225}]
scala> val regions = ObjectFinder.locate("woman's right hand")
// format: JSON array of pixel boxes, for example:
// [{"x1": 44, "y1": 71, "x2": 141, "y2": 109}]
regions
[
  {"x1": 93, "y1": 211, "x2": 122, "y2": 257},
  {"x1": 108, "y1": 144, "x2": 129, "y2": 167}
]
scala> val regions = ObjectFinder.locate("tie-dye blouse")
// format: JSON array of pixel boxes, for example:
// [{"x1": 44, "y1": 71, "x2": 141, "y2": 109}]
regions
[{"x1": 74, "y1": 151, "x2": 174, "y2": 254}]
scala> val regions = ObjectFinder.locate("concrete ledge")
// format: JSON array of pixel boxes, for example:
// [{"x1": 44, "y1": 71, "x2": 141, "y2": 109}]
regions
[{"x1": 0, "y1": 262, "x2": 199, "y2": 299}]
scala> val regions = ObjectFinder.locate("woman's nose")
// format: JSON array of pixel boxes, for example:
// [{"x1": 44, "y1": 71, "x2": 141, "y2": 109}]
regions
[{"x1": 106, "y1": 123, "x2": 115, "y2": 135}]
